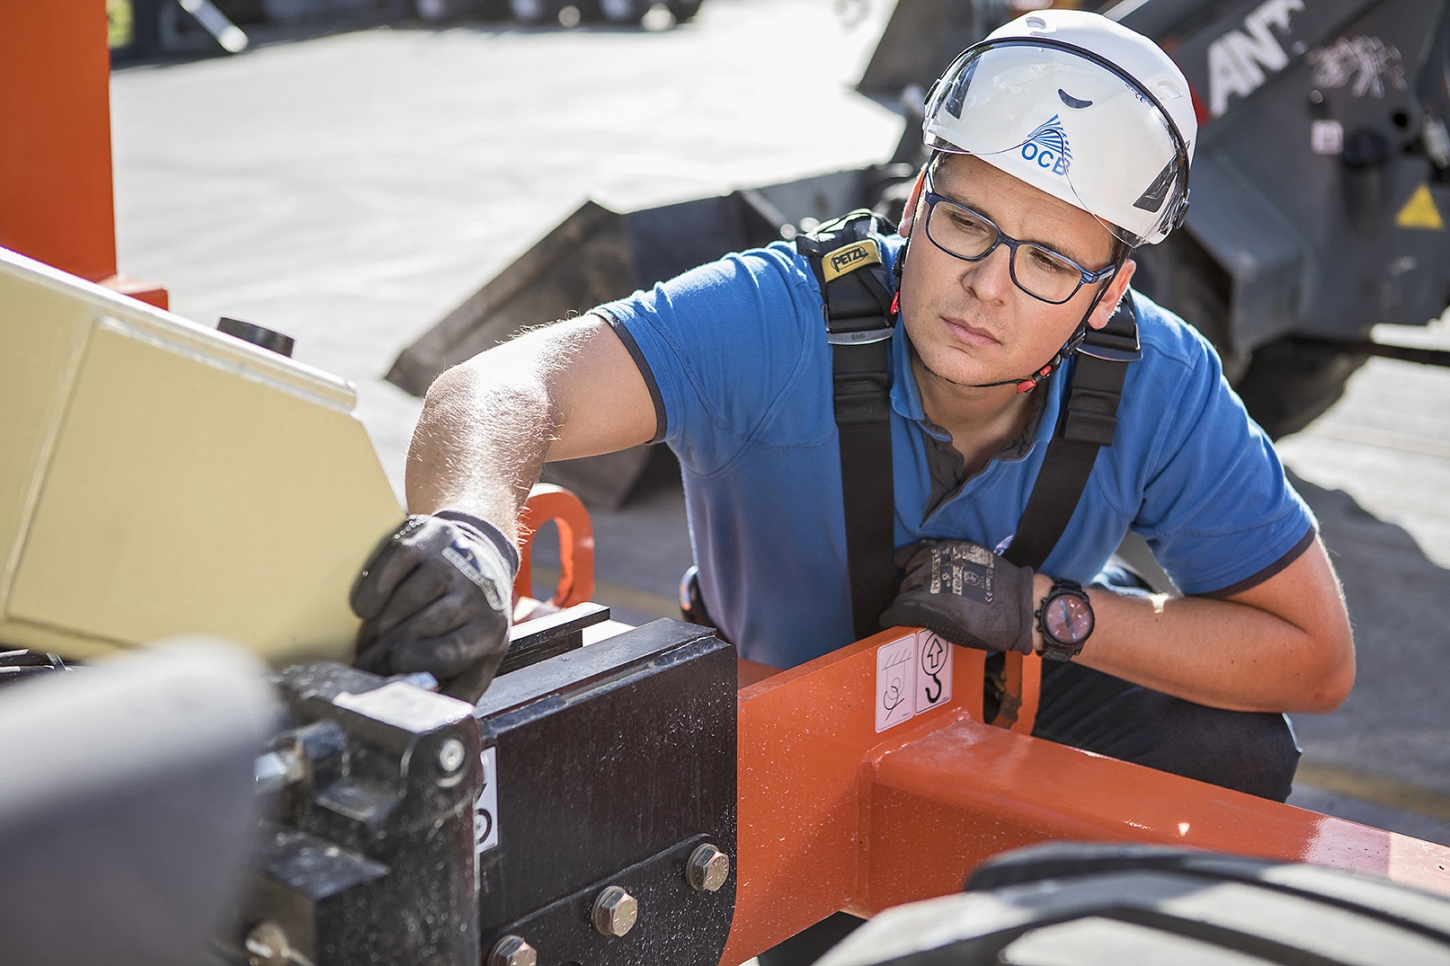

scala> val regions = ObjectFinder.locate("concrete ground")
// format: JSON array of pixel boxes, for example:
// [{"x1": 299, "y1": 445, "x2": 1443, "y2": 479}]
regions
[{"x1": 111, "y1": 0, "x2": 1449, "y2": 852}]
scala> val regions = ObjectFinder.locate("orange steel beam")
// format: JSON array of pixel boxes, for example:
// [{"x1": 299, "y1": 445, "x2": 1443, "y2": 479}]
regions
[
  {"x1": 723, "y1": 630, "x2": 1450, "y2": 965},
  {"x1": 0, "y1": 0, "x2": 166, "y2": 308}
]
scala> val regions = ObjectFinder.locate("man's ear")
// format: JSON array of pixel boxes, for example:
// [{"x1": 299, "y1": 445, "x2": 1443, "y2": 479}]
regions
[
  {"x1": 1087, "y1": 259, "x2": 1136, "y2": 330},
  {"x1": 898, "y1": 167, "x2": 929, "y2": 236}
]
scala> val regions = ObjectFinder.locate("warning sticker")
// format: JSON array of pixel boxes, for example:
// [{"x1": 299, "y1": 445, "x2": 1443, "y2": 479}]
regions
[
  {"x1": 1396, "y1": 183, "x2": 1444, "y2": 230},
  {"x1": 875, "y1": 630, "x2": 954, "y2": 733}
]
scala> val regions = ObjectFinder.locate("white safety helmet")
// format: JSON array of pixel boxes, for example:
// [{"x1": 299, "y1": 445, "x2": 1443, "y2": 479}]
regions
[{"x1": 923, "y1": 10, "x2": 1197, "y2": 247}]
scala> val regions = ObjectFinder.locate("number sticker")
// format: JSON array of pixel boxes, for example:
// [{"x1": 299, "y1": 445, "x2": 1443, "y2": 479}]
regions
[{"x1": 475, "y1": 746, "x2": 499, "y2": 854}]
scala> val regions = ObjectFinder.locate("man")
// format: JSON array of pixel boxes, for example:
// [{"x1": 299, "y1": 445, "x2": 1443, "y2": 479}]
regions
[{"x1": 351, "y1": 12, "x2": 1353, "y2": 808}]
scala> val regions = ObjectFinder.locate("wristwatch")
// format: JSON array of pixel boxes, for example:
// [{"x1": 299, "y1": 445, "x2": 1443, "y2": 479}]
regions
[{"x1": 1035, "y1": 579, "x2": 1095, "y2": 661}]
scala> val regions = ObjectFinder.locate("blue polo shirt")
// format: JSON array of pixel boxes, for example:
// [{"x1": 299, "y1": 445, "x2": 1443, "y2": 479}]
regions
[{"x1": 594, "y1": 236, "x2": 1314, "y2": 670}]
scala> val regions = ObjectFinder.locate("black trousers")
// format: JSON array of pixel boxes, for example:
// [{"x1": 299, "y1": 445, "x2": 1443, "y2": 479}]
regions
[
  {"x1": 1032, "y1": 658, "x2": 1301, "y2": 802},
  {"x1": 756, "y1": 662, "x2": 1302, "y2": 966}
]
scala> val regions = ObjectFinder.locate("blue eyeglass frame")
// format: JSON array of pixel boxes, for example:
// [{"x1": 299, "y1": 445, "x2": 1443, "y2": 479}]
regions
[{"x1": 920, "y1": 173, "x2": 1118, "y2": 305}]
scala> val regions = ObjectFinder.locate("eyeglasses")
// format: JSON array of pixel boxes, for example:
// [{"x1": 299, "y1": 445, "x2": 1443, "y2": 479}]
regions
[{"x1": 921, "y1": 174, "x2": 1118, "y2": 305}]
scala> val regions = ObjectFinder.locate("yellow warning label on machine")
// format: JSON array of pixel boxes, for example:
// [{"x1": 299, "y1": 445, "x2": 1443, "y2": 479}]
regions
[
  {"x1": 1395, "y1": 183, "x2": 1444, "y2": 230},
  {"x1": 822, "y1": 239, "x2": 883, "y2": 282}
]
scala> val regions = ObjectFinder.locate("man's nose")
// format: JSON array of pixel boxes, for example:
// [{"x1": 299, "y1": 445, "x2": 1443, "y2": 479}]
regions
[{"x1": 961, "y1": 241, "x2": 1014, "y2": 301}]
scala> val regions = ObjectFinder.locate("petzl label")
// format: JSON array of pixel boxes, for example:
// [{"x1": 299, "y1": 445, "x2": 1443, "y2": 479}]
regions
[{"x1": 822, "y1": 238, "x2": 882, "y2": 283}]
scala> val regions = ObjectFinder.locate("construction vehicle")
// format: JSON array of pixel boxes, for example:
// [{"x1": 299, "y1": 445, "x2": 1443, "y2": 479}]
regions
[
  {"x1": 389, "y1": 0, "x2": 1450, "y2": 505},
  {"x1": 3, "y1": 2, "x2": 1450, "y2": 964}
]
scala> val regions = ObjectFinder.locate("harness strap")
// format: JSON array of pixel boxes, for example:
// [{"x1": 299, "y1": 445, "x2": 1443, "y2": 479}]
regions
[
  {"x1": 798, "y1": 212, "x2": 899, "y2": 640},
  {"x1": 987, "y1": 297, "x2": 1138, "y2": 730},
  {"x1": 797, "y1": 214, "x2": 1141, "y2": 647},
  {"x1": 1003, "y1": 295, "x2": 1141, "y2": 571}
]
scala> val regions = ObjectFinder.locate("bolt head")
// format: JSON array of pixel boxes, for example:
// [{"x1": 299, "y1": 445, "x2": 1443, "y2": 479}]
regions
[
  {"x1": 591, "y1": 885, "x2": 638, "y2": 937},
  {"x1": 244, "y1": 921, "x2": 292, "y2": 966},
  {"x1": 488, "y1": 935, "x2": 537, "y2": 966},
  {"x1": 437, "y1": 737, "x2": 467, "y2": 773},
  {"x1": 687, "y1": 843, "x2": 731, "y2": 892}
]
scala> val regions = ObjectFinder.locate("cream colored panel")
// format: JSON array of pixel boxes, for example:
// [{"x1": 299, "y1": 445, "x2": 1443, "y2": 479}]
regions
[
  {"x1": 0, "y1": 279, "x2": 92, "y2": 607},
  {"x1": 0, "y1": 247, "x2": 404, "y2": 665}
]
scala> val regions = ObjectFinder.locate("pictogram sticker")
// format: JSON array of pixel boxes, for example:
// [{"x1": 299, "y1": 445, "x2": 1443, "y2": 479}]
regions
[
  {"x1": 915, "y1": 632, "x2": 953, "y2": 713},
  {"x1": 875, "y1": 630, "x2": 954, "y2": 732},
  {"x1": 1396, "y1": 183, "x2": 1444, "y2": 230}
]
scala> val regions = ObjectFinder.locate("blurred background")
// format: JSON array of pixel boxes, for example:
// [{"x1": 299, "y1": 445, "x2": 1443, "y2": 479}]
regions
[{"x1": 102, "y1": 0, "x2": 1450, "y2": 845}]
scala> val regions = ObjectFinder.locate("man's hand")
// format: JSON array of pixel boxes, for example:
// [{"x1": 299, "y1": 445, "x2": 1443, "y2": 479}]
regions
[
  {"x1": 350, "y1": 512, "x2": 517, "y2": 703},
  {"x1": 880, "y1": 539, "x2": 1036, "y2": 653}
]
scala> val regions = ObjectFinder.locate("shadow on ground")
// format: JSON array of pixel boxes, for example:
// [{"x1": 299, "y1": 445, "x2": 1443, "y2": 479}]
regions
[{"x1": 1282, "y1": 471, "x2": 1450, "y2": 844}]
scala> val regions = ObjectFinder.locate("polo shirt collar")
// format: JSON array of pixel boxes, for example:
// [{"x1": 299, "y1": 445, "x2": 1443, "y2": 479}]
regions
[{"x1": 889, "y1": 322, "x2": 1068, "y2": 458}]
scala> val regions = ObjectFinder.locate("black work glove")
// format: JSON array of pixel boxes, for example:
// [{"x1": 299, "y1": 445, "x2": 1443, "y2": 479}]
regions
[
  {"x1": 351, "y1": 511, "x2": 518, "y2": 703},
  {"x1": 879, "y1": 539, "x2": 1035, "y2": 654}
]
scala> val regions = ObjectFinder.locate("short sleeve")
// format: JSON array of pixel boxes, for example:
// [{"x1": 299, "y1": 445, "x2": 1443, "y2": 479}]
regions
[
  {"x1": 593, "y1": 243, "x2": 831, "y2": 475},
  {"x1": 1129, "y1": 322, "x2": 1316, "y2": 596}
]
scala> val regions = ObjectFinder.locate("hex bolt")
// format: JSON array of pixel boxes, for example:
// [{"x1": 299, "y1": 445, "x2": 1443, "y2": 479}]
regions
[
  {"x1": 437, "y1": 737, "x2": 467, "y2": 773},
  {"x1": 591, "y1": 885, "x2": 639, "y2": 937},
  {"x1": 243, "y1": 921, "x2": 293, "y2": 966},
  {"x1": 686, "y1": 843, "x2": 731, "y2": 892},
  {"x1": 488, "y1": 934, "x2": 538, "y2": 966}
]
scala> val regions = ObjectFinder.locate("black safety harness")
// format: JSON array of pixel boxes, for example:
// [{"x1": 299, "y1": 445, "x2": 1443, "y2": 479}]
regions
[{"x1": 795, "y1": 210, "x2": 1142, "y2": 641}]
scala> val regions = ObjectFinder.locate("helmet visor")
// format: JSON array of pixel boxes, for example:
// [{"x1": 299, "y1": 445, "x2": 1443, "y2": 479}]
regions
[{"x1": 923, "y1": 40, "x2": 1188, "y2": 245}]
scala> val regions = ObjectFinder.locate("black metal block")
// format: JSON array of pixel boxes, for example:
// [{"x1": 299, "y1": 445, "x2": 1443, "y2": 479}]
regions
[{"x1": 475, "y1": 619, "x2": 737, "y2": 966}]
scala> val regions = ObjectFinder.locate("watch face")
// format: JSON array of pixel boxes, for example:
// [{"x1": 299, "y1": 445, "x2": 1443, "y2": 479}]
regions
[{"x1": 1045, "y1": 593, "x2": 1093, "y2": 644}]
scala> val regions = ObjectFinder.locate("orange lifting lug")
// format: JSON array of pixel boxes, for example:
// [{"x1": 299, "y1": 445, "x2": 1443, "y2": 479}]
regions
[{"x1": 514, "y1": 483, "x2": 597, "y2": 610}]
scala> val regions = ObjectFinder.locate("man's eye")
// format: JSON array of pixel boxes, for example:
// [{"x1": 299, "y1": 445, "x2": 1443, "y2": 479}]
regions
[
  {"x1": 946, "y1": 208, "x2": 990, "y2": 235},
  {"x1": 1026, "y1": 247, "x2": 1077, "y2": 276}
]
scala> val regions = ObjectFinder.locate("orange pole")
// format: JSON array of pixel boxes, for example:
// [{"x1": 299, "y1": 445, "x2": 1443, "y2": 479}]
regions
[
  {"x1": 0, "y1": 0, "x2": 166, "y2": 307},
  {"x1": 0, "y1": 0, "x2": 117, "y2": 281}
]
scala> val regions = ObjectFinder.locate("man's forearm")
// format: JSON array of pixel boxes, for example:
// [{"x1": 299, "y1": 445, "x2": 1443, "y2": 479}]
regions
[
  {"x1": 401, "y1": 317, "x2": 660, "y2": 543},
  {"x1": 1072, "y1": 589, "x2": 1349, "y2": 713},
  {"x1": 1040, "y1": 541, "x2": 1355, "y2": 714},
  {"x1": 404, "y1": 348, "x2": 557, "y2": 543}
]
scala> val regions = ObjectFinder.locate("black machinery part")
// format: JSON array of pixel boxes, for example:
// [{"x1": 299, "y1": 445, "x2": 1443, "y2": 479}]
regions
[
  {"x1": 474, "y1": 616, "x2": 737, "y2": 966},
  {"x1": 227, "y1": 606, "x2": 738, "y2": 966},
  {"x1": 0, "y1": 648, "x2": 69, "y2": 688},
  {"x1": 218, "y1": 317, "x2": 296, "y2": 358}
]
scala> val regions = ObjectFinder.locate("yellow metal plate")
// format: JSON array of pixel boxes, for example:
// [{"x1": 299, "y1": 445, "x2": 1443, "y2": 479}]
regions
[{"x1": 0, "y1": 248, "x2": 403, "y2": 664}]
